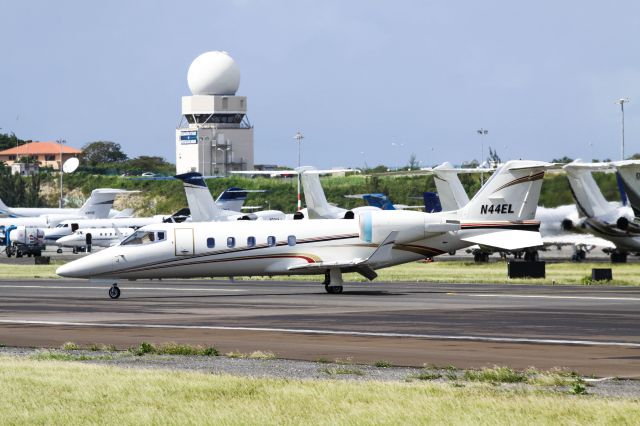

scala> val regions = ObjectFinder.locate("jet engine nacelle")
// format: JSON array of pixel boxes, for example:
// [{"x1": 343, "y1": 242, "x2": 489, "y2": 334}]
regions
[
  {"x1": 617, "y1": 216, "x2": 629, "y2": 231},
  {"x1": 358, "y1": 210, "x2": 459, "y2": 244},
  {"x1": 561, "y1": 218, "x2": 574, "y2": 231}
]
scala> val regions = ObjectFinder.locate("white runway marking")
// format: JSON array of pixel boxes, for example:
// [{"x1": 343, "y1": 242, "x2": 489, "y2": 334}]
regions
[
  {"x1": 0, "y1": 285, "x2": 245, "y2": 292},
  {"x1": 0, "y1": 319, "x2": 639, "y2": 348},
  {"x1": 454, "y1": 293, "x2": 640, "y2": 302}
]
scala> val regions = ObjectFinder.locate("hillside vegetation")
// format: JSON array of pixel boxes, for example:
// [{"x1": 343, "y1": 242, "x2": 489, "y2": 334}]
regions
[{"x1": 1, "y1": 171, "x2": 623, "y2": 216}]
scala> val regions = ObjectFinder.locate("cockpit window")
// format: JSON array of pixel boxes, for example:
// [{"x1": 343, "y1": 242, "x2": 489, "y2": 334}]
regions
[{"x1": 121, "y1": 230, "x2": 166, "y2": 246}]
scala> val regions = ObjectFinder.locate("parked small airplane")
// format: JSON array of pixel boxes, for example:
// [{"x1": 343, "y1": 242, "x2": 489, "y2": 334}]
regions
[
  {"x1": 57, "y1": 160, "x2": 551, "y2": 299},
  {"x1": 56, "y1": 227, "x2": 135, "y2": 251},
  {"x1": 562, "y1": 160, "x2": 638, "y2": 262},
  {"x1": 0, "y1": 189, "x2": 133, "y2": 234},
  {"x1": 0, "y1": 189, "x2": 130, "y2": 219},
  {"x1": 43, "y1": 215, "x2": 174, "y2": 247}
]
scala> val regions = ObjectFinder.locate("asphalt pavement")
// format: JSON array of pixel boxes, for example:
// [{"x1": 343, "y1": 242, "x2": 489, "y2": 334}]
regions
[{"x1": 0, "y1": 279, "x2": 639, "y2": 377}]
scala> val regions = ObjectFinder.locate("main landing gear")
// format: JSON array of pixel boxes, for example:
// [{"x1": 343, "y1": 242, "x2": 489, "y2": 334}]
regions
[
  {"x1": 323, "y1": 268, "x2": 344, "y2": 294},
  {"x1": 108, "y1": 284, "x2": 121, "y2": 299}
]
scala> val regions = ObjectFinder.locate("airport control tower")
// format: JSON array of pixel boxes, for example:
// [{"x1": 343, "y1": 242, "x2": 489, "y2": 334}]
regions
[{"x1": 176, "y1": 51, "x2": 254, "y2": 175}]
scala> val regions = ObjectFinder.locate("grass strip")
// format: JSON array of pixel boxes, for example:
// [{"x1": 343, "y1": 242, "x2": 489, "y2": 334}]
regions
[
  {"x1": 0, "y1": 356, "x2": 638, "y2": 424},
  {"x1": 5, "y1": 259, "x2": 640, "y2": 286}
]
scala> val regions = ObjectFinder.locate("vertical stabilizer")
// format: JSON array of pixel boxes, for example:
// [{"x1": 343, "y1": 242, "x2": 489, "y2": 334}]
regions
[
  {"x1": 175, "y1": 173, "x2": 226, "y2": 222},
  {"x1": 78, "y1": 189, "x2": 126, "y2": 219},
  {"x1": 215, "y1": 187, "x2": 248, "y2": 212},
  {"x1": 432, "y1": 162, "x2": 470, "y2": 211},
  {"x1": 298, "y1": 168, "x2": 345, "y2": 219},
  {"x1": 461, "y1": 160, "x2": 549, "y2": 221},
  {"x1": 612, "y1": 161, "x2": 640, "y2": 217},
  {"x1": 0, "y1": 198, "x2": 16, "y2": 217},
  {"x1": 563, "y1": 161, "x2": 613, "y2": 218}
]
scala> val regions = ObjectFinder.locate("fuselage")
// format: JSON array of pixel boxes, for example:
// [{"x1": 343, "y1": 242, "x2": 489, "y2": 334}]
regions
[
  {"x1": 56, "y1": 212, "x2": 540, "y2": 280},
  {"x1": 56, "y1": 227, "x2": 135, "y2": 248},
  {"x1": 44, "y1": 216, "x2": 168, "y2": 243}
]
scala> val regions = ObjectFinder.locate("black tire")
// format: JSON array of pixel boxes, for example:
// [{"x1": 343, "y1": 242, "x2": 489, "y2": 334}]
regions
[
  {"x1": 108, "y1": 286, "x2": 121, "y2": 299},
  {"x1": 325, "y1": 285, "x2": 343, "y2": 294},
  {"x1": 57, "y1": 248, "x2": 63, "y2": 254}
]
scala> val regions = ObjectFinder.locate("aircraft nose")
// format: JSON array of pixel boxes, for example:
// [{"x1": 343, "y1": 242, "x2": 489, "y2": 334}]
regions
[{"x1": 56, "y1": 260, "x2": 85, "y2": 278}]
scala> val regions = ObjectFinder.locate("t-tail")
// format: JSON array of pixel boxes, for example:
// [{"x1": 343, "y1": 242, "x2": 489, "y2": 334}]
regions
[
  {"x1": 298, "y1": 167, "x2": 345, "y2": 219},
  {"x1": 563, "y1": 160, "x2": 613, "y2": 218},
  {"x1": 215, "y1": 187, "x2": 248, "y2": 212},
  {"x1": 461, "y1": 160, "x2": 549, "y2": 222},
  {"x1": 0, "y1": 197, "x2": 17, "y2": 217},
  {"x1": 175, "y1": 172, "x2": 225, "y2": 222},
  {"x1": 432, "y1": 162, "x2": 470, "y2": 211},
  {"x1": 456, "y1": 160, "x2": 551, "y2": 250},
  {"x1": 78, "y1": 189, "x2": 128, "y2": 219},
  {"x1": 612, "y1": 161, "x2": 640, "y2": 217}
]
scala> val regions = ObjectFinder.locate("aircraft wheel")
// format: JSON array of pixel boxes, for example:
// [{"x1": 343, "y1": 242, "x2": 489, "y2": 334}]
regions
[
  {"x1": 108, "y1": 285, "x2": 121, "y2": 299},
  {"x1": 325, "y1": 285, "x2": 343, "y2": 294},
  {"x1": 56, "y1": 248, "x2": 63, "y2": 254}
]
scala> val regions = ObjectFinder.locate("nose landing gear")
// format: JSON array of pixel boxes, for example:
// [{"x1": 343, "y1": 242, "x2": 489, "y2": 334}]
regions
[{"x1": 108, "y1": 284, "x2": 120, "y2": 299}]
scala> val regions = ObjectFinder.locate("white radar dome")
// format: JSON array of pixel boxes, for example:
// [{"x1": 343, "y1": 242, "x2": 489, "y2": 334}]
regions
[{"x1": 187, "y1": 51, "x2": 240, "y2": 96}]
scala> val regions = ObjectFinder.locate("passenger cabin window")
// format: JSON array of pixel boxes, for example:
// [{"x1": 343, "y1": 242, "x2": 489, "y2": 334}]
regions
[
  {"x1": 207, "y1": 237, "x2": 215, "y2": 248},
  {"x1": 288, "y1": 235, "x2": 296, "y2": 246},
  {"x1": 247, "y1": 236, "x2": 256, "y2": 247},
  {"x1": 267, "y1": 236, "x2": 276, "y2": 247},
  {"x1": 227, "y1": 237, "x2": 235, "y2": 248},
  {"x1": 121, "y1": 230, "x2": 165, "y2": 246}
]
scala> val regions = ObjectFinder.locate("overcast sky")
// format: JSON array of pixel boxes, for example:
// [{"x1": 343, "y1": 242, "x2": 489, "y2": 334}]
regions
[{"x1": 1, "y1": 1, "x2": 639, "y2": 169}]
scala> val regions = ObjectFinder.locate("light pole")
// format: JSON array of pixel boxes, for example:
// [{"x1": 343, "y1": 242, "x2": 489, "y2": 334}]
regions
[
  {"x1": 476, "y1": 128, "x2": 488, "y2": 185},
  {"x1": 616, "y1": 98, "x2": 630, "y2": 160},
  {"x1": 57, "y1": 139, "x2": 66, "y2": 208},
  {"x1": 293, "y1": 131, "x2": 304, "y2": 211}
]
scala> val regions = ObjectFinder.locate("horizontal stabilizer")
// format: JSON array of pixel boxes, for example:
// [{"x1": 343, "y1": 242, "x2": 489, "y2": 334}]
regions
[{"x1": 461, "y1": 230, "x2": 543, "y2": 250}]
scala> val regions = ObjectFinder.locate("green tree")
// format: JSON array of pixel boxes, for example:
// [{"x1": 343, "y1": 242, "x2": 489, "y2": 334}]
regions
[
  {"x1": 123, "y1": 156, "x2": 174, "y2": 175},
  {"x1": 0, "y1": 132, "x2": 25, "y2": 151},
  {"x1": 81, "y1": 141, "x2": 128, "y2": 166},
  {"x1": 551, "y1": 156, "x2": 574, "y2": 164}
]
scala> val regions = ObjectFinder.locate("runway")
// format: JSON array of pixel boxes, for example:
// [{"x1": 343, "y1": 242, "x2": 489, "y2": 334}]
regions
[{"x1": 0, "y1": 279, "x2": 639, "y2": 377}]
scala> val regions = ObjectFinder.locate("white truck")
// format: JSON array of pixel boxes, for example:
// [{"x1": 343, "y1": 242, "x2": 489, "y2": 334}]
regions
[{"x1": 3, "y1": 226, "x2": 46, "y2": 257}]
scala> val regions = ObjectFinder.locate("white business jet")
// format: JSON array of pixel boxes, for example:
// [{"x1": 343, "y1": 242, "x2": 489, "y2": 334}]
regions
[
  {"x1": 562, "y1": 160, "x2": 639, "y2": 262},
  {"x1": 56, "y1": 227, "x2": 135, "y2": 250},
  {"x1": 57, "y1": 160, "x2": 550, "y2": 299},
  {"x1": 0, "y1": 189, "x2": 133, "y2": 233}
]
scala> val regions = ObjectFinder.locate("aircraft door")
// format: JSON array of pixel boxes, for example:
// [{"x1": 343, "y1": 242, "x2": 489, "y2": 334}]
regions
[{"x1": 174, "y1": 228, "x2": 194, "y2": 256}]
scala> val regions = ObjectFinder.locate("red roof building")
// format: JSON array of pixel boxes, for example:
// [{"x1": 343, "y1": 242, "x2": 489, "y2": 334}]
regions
[{"x1": 0, "y1": 141, "x2": 82, "y2": 170}]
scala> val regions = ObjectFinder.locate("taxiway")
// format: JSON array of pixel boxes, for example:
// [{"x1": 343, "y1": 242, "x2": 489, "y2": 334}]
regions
[{"x1": 0, "y1": 279, "x2": 638, "y2": 377}]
